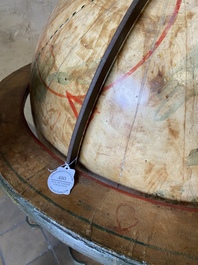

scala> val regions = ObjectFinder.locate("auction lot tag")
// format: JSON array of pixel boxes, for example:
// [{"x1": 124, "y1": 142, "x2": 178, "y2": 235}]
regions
[{"x1": 47, "y1": 165, "x2": 75, "y2": 195}]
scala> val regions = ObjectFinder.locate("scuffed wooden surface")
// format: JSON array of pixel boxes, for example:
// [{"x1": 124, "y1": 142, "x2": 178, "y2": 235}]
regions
[
  {"x1": 30, "y1": 0, "x2": 198, "y2": 202},
  {"x1": 0, "y1": 65, "x2": 198, "y2": 265}
]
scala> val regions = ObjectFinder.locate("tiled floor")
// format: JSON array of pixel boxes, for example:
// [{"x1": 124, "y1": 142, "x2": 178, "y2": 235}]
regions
[{"x1": 0, "y1": 187, "x2": 102, "y2": 265}]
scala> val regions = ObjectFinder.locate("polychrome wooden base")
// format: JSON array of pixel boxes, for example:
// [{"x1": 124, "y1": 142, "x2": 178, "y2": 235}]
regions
[{"x1": 0, "y1": 65, "x2": 198, "y2": 265}]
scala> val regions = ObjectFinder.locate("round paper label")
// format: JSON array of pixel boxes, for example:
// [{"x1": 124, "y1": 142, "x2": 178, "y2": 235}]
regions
[{"x1": 47, "y1": 166, "x2": 75, "y2": 195}]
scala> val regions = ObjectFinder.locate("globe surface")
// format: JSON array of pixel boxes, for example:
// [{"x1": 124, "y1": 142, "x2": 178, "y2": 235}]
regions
[{"x1": 30, "y1": 0, "x2": 198, "y2": 203}]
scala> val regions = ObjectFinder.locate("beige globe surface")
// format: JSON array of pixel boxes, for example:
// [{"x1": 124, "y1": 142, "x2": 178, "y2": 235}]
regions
[{"x1": 30, "y1": 0, "x2": 198, "y2": 203}]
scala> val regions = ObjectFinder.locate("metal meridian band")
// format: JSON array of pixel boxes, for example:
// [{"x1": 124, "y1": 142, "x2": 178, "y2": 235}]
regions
[{"x1": 66, "y1": 0, "x2": 150, "y2": 168}]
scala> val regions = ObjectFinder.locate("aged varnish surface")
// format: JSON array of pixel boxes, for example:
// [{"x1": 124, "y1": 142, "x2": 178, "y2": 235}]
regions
[{"x1": 30, "y1": 0, "x2": 198, "y2": 202}]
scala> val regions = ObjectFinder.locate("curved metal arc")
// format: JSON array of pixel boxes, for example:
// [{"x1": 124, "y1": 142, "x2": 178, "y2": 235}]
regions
[{"x1": 66, "y1": 0, "x2": 150, "y2": 167}]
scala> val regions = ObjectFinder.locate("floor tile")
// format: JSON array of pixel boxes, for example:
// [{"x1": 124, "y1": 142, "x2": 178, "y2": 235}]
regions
[
  {"x1": 41, "y1": 228, "x2": 60, "y2": 248},
  {"x1": 27, "y1": 250, "x2": 58, "y2": 265},
  {"x1": 0, "y1": 196, "x2": 25, "y2": 235},
  {"x1": 0, "y1": 241, "x2": 5, "y2": 265},
  {"x1": 0, "y1": 222, "x2": 48, "y2": 265},
  {"x1": 53, "y1": 242, "x2": 77, "y2": 265},
  {"x1": 0, "y1": 187, "x2": 7, "y2": 200}
]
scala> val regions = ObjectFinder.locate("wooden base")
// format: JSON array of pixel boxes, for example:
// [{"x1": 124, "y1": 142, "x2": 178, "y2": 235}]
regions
[{"x1": 0, "y1": 65, "x2": 198, "y2": 265}]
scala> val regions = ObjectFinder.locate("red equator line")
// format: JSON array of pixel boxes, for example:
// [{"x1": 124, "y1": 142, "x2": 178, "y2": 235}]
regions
[{"x1": 37, "y1": 0, "x2": 182, "y2": 118}]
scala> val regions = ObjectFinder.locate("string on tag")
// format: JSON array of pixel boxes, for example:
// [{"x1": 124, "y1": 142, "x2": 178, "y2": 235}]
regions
[
  {"x1": 66, "y1": 157, "x2": 77, "y2": 167},
  {"x1": 47, "y1": 157, "x2": 76, "y2": 195},
  {"x1": 48, "y1": 157, "x2": 77, "y2": 172}
]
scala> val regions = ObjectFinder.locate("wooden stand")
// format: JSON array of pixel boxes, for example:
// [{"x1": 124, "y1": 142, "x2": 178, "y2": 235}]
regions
[{"x1": 0, "y1": 65, "x2": 198, "y2": 265}]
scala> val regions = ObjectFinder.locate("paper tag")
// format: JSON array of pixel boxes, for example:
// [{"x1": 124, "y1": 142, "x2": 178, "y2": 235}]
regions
[{"x1": 47, "y1": 165, "x2": 75, "y2": 195}]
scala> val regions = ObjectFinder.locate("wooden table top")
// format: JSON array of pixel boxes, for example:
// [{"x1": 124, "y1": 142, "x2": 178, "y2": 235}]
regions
[{"x1": 0, "y1": 65, "x2": 198, "y2": 265}]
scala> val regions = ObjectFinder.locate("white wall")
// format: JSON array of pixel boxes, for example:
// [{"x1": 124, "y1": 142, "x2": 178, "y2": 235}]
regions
[{"x1": 0, "y1": 0, "x2": 57, "y2": 81}]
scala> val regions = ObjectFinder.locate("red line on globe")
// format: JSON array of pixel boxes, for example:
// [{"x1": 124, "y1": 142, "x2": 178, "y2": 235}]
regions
[
  {"x1": 38, "y1": 0, "x2": 182, "y2": 118},
  {"x1": 36, "y1": 65, "x2": 85, "y2": 118},
  {"x1": 103, "y1": 0, "x2": 182, "y2": 92}
]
